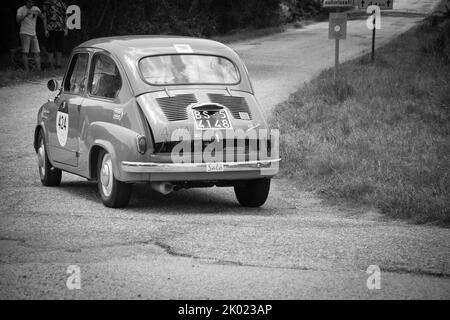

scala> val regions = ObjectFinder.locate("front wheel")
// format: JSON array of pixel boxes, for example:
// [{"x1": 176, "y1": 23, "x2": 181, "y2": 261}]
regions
[
  {"x1": 37, "y1": 130, "x2": 62, "y2": 186},
  {"x1": 97, "y1": 150, "x2": 132, "y2": 208},
  {"x1": 234, "y1": 179, "x2": 271, "y2": 207}
]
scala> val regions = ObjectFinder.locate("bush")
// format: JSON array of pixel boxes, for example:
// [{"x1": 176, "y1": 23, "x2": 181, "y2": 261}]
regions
[
  {"x1": 281, "y1": 0, "x2": 322, "y2": 22},
  {"x1": 3, "y1": 0, "x2": 327, "y2": 53},
  {"x1": 61, "y1": 0, "x2": 284, "y2": 48}
]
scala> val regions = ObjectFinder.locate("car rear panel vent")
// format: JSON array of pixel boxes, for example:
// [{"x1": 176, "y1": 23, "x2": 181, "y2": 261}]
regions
[
  {"x1": 208, "y1": 94, "x2": 252, "y2": 120},
  {"x1": 156, "y1": 94, "x2": 197, "y2": 121}
]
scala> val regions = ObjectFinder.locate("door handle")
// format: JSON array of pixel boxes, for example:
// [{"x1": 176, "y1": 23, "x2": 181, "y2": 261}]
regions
[{"x1": 42, "y1": 109, "x2": 50, "y2": 120}]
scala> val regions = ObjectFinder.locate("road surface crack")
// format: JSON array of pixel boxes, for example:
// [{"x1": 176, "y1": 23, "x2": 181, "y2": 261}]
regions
[
  {"x1": 380, "y1": 266, "x2": 450, "y2": 279},
  {"x1": 152, "y1": 240, "x2": 315, "y2": 271}
]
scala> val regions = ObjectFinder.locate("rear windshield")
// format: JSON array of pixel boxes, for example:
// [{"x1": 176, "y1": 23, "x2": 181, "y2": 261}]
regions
[{"x1": 139, "y1": 55, "x2": 240, "y2": 85}]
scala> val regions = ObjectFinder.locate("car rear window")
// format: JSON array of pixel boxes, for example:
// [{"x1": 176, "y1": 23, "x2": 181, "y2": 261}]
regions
[{"x1": 139, "y1": 55, "x2": 240, "y2": 85}]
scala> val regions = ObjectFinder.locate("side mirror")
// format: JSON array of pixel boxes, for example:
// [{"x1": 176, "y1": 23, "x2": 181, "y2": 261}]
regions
[{"x1": 47, "y1": 79, "x2": 59, "y2": 92}]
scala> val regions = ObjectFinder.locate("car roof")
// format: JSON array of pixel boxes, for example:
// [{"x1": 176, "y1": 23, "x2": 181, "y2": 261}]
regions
[
  {"x1": 76, "y1": 36, "x2": 252, "y2": 96},
  {"x1": 78, "y1": 35, "x2": 232, "y2": 57}
]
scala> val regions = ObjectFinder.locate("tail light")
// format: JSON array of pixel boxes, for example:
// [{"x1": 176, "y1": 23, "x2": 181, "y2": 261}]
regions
[{"x1": 136, "y1": 135, "x2": 147, "y2": 154}]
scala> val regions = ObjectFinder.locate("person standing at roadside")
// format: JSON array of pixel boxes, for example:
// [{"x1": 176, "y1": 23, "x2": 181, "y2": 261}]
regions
[
  {"x1": 16, "y1": 0, "x2": 48, "y2": 72},
  {"x1": 43, "y1": 0, "x2": 68, "y2": 69}
]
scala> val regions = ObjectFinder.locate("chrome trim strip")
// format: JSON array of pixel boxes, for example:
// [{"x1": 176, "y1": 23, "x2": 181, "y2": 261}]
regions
[{"x1": 121, "y1": 158, "x2": 280, "y2": 173}]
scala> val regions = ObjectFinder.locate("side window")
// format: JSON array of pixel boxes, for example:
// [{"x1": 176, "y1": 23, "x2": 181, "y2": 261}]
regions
[
  {"x1": 88, "y1": 54, "x2": 122, "y2": 99},
  {"x1": 63, "y1": 53, "x2": 89, "y2": 94}
]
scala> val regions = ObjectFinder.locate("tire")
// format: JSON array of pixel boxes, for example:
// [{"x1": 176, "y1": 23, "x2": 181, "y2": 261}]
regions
[
  {"x1": 37, "y1": 130, "x2": 62, "y2": 186},
  {"x1": 97, "y1": 149, "x2": 131, "y2": 208},
  {"x1": 234, "y1": 179, "x2": 271, "y2": 208}
]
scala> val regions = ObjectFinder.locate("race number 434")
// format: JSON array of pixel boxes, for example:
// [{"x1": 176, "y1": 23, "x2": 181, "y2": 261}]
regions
[{"x1": 56, "y1": 111, "x2": 68, "y2": 147}]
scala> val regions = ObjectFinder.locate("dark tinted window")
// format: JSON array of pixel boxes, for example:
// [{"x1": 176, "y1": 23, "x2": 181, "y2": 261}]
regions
[
  {"x1": 88, "y1": 54, "x2": 122, "y2": 99},
  {"x1": 64, "y1": 53, "x2": 89, "y2": 94}
]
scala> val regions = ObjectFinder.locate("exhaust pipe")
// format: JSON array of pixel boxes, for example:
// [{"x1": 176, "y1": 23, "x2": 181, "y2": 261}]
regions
[{"x1": 150, "y1": 182, "x2": 175, "y2": 195}]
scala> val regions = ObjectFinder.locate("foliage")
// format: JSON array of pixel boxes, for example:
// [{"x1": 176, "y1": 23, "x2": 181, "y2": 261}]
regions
[
  {"x1": 281, "y1": 0, "x2": 322, "y2": 22},
  {"x1": 64, "y1": 0, "x2": 284, "y2": 46},
  {"x1": 2, "y1": 0, "x2": 326, "y2": 52}
]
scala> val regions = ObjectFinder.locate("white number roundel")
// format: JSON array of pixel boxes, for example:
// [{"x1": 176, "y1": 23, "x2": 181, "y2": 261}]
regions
[{"x1": 56, "y1": 111, "x2": 69, "y2": 147}]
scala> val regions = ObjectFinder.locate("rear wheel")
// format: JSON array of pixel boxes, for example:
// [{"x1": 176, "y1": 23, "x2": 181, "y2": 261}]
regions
[
  {"x1": 97, "y1": 150, "x2": 131, "y2": 208},
  {"x1": 234, "y1": 179, "x2": 271, "y2": 207},
  {"x1": 37, "y1": 130, "x2": 62, "y2": 186}
]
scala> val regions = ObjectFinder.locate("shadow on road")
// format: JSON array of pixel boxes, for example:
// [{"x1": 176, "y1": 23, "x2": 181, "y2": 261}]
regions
[{"x1": 56, "y1": 180, "x2": 286, "y2": 216}]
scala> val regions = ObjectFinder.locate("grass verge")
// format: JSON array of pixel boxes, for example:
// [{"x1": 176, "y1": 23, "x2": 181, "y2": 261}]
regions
[{"x1": 270, "y1": 15, "x2": 450, "y2": 225}]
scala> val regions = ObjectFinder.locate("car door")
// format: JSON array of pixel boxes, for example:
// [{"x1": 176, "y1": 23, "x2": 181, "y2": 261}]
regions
[{"x1": 49, "y1": 52, "x2": 89, "y2": 167}]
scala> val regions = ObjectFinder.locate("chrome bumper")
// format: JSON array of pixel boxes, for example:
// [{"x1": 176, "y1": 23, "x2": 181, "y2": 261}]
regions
[{"x1": 121, "y1": 158, "x2": 280, "y2": 174}]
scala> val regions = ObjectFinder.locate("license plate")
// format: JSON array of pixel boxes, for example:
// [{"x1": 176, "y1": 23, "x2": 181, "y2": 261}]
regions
[
  {"x1": 192, "y1": 110, "x2": 233, "y2": 130},
  {"x1": 206, "y1": 162, "x2": 224, "y2": 172}
]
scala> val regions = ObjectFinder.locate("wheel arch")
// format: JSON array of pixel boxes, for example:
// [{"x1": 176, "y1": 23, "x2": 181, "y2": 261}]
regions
[
  {"x1": 34, "y1": 125, "x2": 44, "y2": 152},
  {"x1": 88, "y1": 141, "x2": 118, "y2": 180},
  {"x1": 86, "y1": 121, "x2": 147, "y2": 181}
]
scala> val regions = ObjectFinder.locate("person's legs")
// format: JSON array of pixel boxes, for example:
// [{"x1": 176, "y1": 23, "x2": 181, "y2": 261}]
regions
[
  {"x1": 56, "y1": 52, "x2": 62, "y2": 68},
  {"x1": 47, "y1": 32, "x2": 56, "y2": 70},
  {"x1": 21, "y1": 53, "x2": 29, "y2": 72},
  {"x1": 30, "y1": 36, "x2": 41, "y2": 71},
  {"x1": 20, "y1": 34, "x2": 31, "y2": 72},
  {"x1": 47, "y1": 52, "x2": 55, "y2": 70},
  {"x1": 55, "y1": 31, "x2": 64, "y2": 68},
  {"x1": 34, "y1": 53, "x2": 41, "y2": 71}
]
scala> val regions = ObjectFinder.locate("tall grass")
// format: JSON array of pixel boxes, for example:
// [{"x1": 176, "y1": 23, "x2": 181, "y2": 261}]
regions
[{"x1": 270, "y1": 17, "x2": 450, "y2": 225}]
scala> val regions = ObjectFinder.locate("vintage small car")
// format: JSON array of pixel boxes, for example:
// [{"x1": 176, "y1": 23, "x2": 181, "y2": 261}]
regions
[{"x1": 34, "y1": 36, "x2": 280, "y2": 208}]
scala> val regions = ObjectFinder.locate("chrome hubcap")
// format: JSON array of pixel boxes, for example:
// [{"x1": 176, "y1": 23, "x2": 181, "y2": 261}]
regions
[
  {"x1": 100, "y1": 154, "x2": 113, "y2": 197},
  {"x1": 37, "y1": 140, "x2": 45, "y2": 178}
]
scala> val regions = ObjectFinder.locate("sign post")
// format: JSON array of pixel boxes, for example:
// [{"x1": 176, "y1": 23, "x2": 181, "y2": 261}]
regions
[
  {"x1": 329, "y1": 13, "x2": 348, "y2": 82},
  {"x1": 358, "y1": 1, "x2": 394, "y2": 63},
  {"x1": 371, "y1": 12, "x2": 376, "y2": 63},
  {"x1": 323, "y1": 1, "x2": 352, "y2": 82},
  {"x1": 335, "y1": 37, "x2": 340, "y2": 81}
]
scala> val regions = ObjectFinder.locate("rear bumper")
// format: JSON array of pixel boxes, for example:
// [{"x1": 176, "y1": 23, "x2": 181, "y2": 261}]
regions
[{"x1": 121, "y1": 158, "x2": 280, "y2": 175}]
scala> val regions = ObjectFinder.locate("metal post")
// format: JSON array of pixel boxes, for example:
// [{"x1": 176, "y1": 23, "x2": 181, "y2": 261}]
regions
[
  {"x1": 335, "y1": 38, "x2": 339, "y2": 82},
  {"x1": 371, "y1": 10, "x2": 376, "y2": 63},
  {"x1": 334, "y1": 7, "x2": 340, "y2": 82}
]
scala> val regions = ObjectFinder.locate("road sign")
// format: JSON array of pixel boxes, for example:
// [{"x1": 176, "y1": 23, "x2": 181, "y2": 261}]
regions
[
  {"x1": 323, "y1": 0, "x2": 354, "y2": 7},
  {"x1": 328, "y1": 12, "x2": 347, "y2": 82},
  {"x1": 329, "y1": 13, "x2": 347, "y2": 40},
  {"x1": 358, "y1": 0, "x2": 393, "y2": 9}
]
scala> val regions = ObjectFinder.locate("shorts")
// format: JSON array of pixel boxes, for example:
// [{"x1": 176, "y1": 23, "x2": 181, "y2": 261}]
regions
[
  {"x1": 20, "y1": 34, "x2": 40, "y2": 53},
  {"x1": 47, "y1": 31, "x2": 64, "y2": 53}
]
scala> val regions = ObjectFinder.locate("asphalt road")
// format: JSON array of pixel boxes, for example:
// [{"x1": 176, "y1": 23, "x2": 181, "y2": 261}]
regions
[{"x1": 1, "y1": 0, "x2": 449, "y2": 299}]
